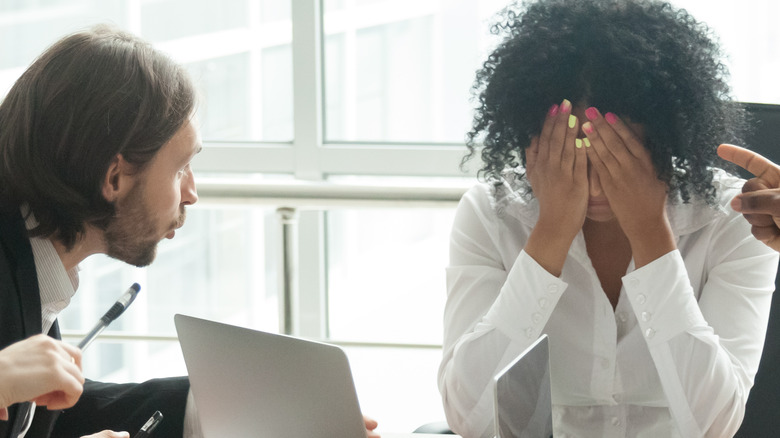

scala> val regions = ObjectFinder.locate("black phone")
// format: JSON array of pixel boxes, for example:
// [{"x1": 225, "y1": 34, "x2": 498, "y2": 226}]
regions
[{"x1": 132, "y1": 411, "x2": 163, "y2": 438}]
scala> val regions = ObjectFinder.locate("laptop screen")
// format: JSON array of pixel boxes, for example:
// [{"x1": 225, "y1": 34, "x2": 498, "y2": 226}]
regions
[{"x1": 493, "y1": 334, "x2": 553, "y2": 438}]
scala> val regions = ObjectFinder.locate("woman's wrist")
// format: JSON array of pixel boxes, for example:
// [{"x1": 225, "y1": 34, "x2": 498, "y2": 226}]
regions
[
  {"x1": 525, "y1": 221, "x2": 579, "y2": 276},
  {"x1": 626, "y1": 218, "x2": 676, "y2": 268}
]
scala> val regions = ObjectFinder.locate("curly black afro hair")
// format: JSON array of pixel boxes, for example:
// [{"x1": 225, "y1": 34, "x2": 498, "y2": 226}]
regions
[{"x1": 464, "y1": 0, "x2": 748, "y2": 204}]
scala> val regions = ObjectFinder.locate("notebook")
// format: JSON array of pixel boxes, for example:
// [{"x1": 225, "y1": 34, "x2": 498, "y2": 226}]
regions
[
  {"x1": 493, "y1": 334, "x2": 554, "y2": 438},
  {"x1": 174, "y1": 314, "x2": 368, "y2": 438}
]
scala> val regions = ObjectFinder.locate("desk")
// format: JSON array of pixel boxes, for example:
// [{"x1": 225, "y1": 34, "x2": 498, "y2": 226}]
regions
[{"x1": 383, "y1": 434, "x2": 461, "y2": 438}]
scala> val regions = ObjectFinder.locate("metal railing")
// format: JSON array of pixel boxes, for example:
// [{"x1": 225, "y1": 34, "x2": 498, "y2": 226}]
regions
[{"x1": 63, "y1": 177, "x2": 470, "y2": 349}]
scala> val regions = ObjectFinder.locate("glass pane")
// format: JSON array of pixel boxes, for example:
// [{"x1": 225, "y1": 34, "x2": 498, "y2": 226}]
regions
[
  {"x1": 326, "y1": 208, "x2": 453, "y2": 345},
  {"x1": 323, "y1": 0, "x2": 780, "y2": 145},
  {"x1": 0, "y1": 0, "x2": 293, "y2": 142},
  {"x1": 140, "y1": 0, "x2": 249, "y2": 42},
  {"x1": 58, "y1": 206, "x2": 280, "y2": 382},
  {"x1": 346, "y1": 345, "x2": 445, "y2": 433},
  {"x1": 323, "y1": 0, "x2": 507, "y2": 143},
  {"x1": 669, "y1": 0, "x2": 780, "y2": 104}
]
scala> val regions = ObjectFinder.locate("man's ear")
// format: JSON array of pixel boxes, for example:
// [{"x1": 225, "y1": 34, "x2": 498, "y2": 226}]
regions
[{"x1": 102, "y1": 154, "x2": 136, "y2": 202}]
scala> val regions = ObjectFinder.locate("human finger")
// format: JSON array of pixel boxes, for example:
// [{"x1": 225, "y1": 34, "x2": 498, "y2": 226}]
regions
[
  {"x1": 363, "y1": 415, "x2": 378, "y2": 430},
  {"x1": 718, "y1": 144, "x2": 780, "y2": 186},
  {"x1": 539, "y1": 104, "x2": 560, "y2": 142},
  {"x1": 32, "y1": 341, "x2": 85, "y2": 409},
  {"x1": 582, "y1": 108, "x2": 636, "y2": 164},
  {"x1": 363, "y1": 414, "x2": 380, "y2": 438},
  {"x1": 537, "y1": 104, "x2": 559, "y2": 162},
  {"x1": 751, "y1": 224, "x2": 780, "y2": 245},
  {"x1": 79, "y1": 431, "x2": 130, "y2": 438},
  {"x1": 742, "y1": 212, "x2": 776, "y2": 228},
  {"x1": 33, "y1": 374, "x2": 83, "y2": 409},
  {"x1": 0, "y1": 407, "x2": 7, "y2": 421},
  {"x1": 574, "y1": 135, "x2": 588, "y2": 184},
  {"x1": 547, "y1": 99, "x2": 572, "y2": 162},
  {"x1": 733, "y1": 189, "x2": 780, "y2": 217},
  {"x1": 743, "y1": 177, "x2": 772, "y2": 193},
  {"x1": 59, "y1": 342, "x2": 83, "y2": 369},
  {"x1": 33, "y1": 367, "x2": 84, "y2": 409},
  {"x1": 526, "y1": 136, "x2": 539, "y2": 172},
  {"x1": 582, "y1": 120, "x2": 614, "y2": 179},
  {"x1": 561, "y1": 111, "x2": 580, "y2": 170},
  {"x1": 601, "y1": 111, "x2": 646, "y2": 159}
]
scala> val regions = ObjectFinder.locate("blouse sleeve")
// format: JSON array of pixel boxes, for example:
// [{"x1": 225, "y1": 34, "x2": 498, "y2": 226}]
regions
[
  {"x1": 622, "y1": 209, "x2": 778, "y2": 437},
  {"x1": 438, "y1": 185, "x2": 567, "y2": 437}
]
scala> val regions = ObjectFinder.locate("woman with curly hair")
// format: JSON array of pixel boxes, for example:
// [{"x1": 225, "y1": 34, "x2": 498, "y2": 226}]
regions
[{"x1": 438, "y1": 0, "x2": 779, "y2": 436}]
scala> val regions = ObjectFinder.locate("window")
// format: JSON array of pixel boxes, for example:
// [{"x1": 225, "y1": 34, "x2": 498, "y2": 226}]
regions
[
  {"x1": 322, "y1": 0, "x2": 506, "y2": 144},
  {"x1": 673, "y1": 0, "x2": 780, "y2": 104}
]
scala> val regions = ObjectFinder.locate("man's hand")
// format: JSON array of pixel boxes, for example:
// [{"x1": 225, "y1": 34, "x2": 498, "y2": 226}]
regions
[
  {"x1": 364, "y1": 415, "x2": 380, "y2": 437},
  {"x1": 718, "y1": 143, "x2": 780, "y2": 251},
  {"x1": 0, "y1": 335, "x2": 84, "y2": 414},
  {"x1": 79, "y1": 431, "x2": 129, "y2": 438}
]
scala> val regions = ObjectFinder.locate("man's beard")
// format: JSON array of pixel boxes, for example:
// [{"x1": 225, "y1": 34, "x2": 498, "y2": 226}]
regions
[{"x1": 103, "y1": 183, "x2": 185, "y2": 267}]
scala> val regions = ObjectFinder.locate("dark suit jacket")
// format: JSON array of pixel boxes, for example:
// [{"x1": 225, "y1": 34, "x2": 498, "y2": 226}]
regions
[{"x1": 0, "y1": 205, "x2": 189, "y2": 438}]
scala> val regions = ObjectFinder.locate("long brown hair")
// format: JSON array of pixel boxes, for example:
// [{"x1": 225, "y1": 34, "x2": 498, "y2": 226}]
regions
[{"x1": 0, "y1": 24, "x2": 196, "y2": 249}]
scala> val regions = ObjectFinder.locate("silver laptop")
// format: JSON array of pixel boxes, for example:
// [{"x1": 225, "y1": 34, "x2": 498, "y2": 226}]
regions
[
  {"x1": 493, "y1": 334, "x2": 553, "y2": 438},
  {"x1": 174, "y1": 314, "x2": 368, "y2": 438}
]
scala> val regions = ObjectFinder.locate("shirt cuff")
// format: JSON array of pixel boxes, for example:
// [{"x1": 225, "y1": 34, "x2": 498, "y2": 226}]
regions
[
  {"x1": 623, "y1": 250, "x2": 707, "y2": 346},
  {"x1": 485, "y1": 250, "x2": 568, "y2": 342}
]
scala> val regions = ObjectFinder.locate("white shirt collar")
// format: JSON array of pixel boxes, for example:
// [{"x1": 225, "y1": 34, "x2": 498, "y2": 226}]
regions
[{"x1": 22, "y1": 207, "x2": 78, "y2": 334}]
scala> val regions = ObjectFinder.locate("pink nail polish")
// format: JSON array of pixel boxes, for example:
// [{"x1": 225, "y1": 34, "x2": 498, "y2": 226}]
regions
[
  {"x1": 605, "y1": 112, "x2": 618, "y2": 125},
  {"x1": 548, "y1": 104, "x2": 559, "y2": 117},
  {"x1": 560, "y1": 99, "x2": 572, "y2": 114},
  {"x1": 582, "y1": 122, "x2": 594, "y2": 135},
  {"x1": 585, "y1": 107, "x2": 600, "y2": 121}
]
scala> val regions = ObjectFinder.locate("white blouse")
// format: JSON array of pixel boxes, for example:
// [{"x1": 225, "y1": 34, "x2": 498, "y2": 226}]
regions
[{"x1": 438, "y1": 170, "x2": 778, "y2": 438}]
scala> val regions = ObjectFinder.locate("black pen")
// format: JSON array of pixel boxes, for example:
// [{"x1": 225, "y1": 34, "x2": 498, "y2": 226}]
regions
[
  {"x1": 77, "y1": 283, "x2": 141, "y2": 350},
  {"x1": 133, "y1": 410, "x2": 163, "y2": 438}
]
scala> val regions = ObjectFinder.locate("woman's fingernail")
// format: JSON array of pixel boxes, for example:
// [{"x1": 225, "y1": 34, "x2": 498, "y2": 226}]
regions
[
  {"x1": 568, "y1": 114, "x2": 577, "y2": 128},
  {"x1": 560, "y1": 99, "x2": 572, "y2": 113},
  {"x1": 731, "y1": 197, "x2": 742, "y2": 211},
  {"x1": 575, "y1": 138, "x2": 583, "y2": 148},
  {"x1": 585, "y1": 107, "x2": 600, "y2": 121},
  {"x1": 605, "y1": 112, "x2": 619, "y2": 125},
  {"x1": 582, "y1": 122, "x2": 594, "y2": 135},
  {"x1": 584, "y1": 137, "x2": 591, "y2": 147},
  {"x1": 548, "y1": 104, "x2": 559, "y2": 117}
]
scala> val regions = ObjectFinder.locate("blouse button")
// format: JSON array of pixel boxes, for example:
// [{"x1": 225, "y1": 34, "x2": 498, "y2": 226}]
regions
[
  {"x1": 641, "y1": 311, "x2": 652, "y2": 322},
  {"x1": 636, "y1": 294, "x2": 647, "y2": 305},
  {"x1": 546, "y1": 284, "x2": 559, "y2": 294},
  {"x1": 538, "y1": 298, "x2": 548, "y2": 309},
  {"x1": 645, "y1": 328, "x2": 656, "y2": 339},
  {"x1": 611, "y1": 417, "x2": 621, "y2": 426},
  {"x1": 532, "y1": 312, "x2": 543, "y2": 324},
  {"x1": 525, "y1": 327, "x2": 535, "y2": 339}
]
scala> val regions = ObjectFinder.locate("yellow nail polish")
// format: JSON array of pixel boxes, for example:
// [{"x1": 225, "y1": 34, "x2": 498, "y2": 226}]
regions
[
  {"x1": 584, "y1": 138, "x2": 591, "y2": 147},
  {"x1": 575, "y1": 138, "x2": 583, "y2": 149},
  {"x1": 568, "y1": 114, "x2": 577, "y2": 129}
]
